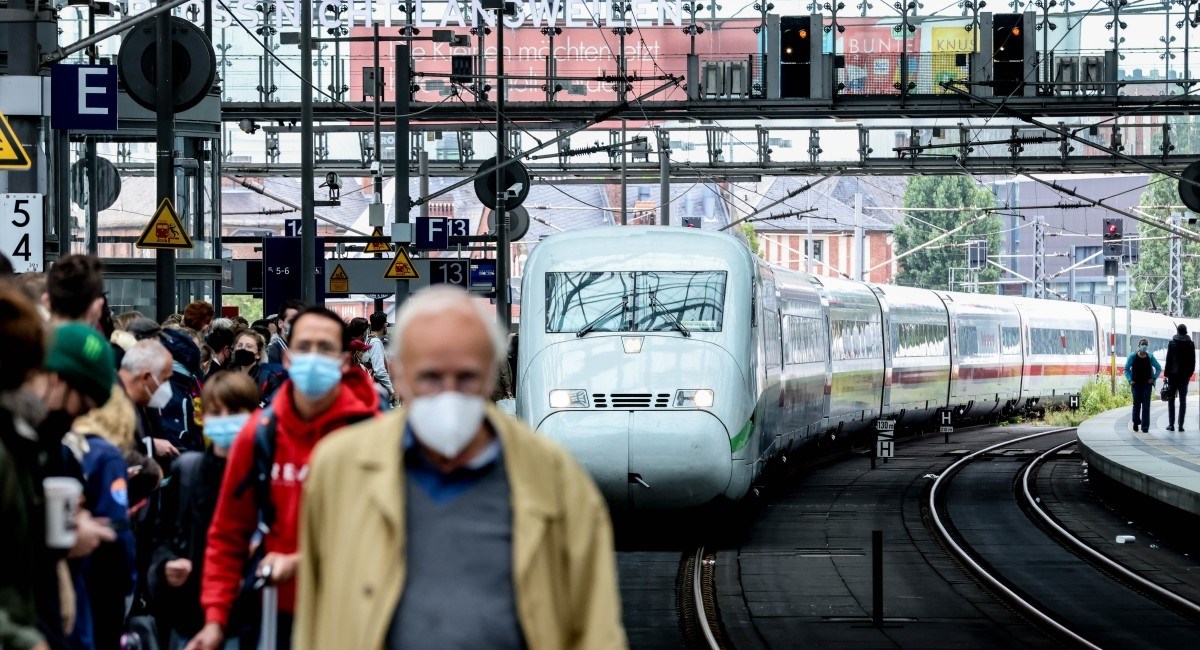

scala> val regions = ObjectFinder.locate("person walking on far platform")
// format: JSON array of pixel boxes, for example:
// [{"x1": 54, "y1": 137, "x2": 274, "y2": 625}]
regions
[
  {"x1": 1165, "y1": 324, "x2": 1196, "y2": 431},
  {"x1": 1125, "y1": 337, "x2": 1161, "y2": 433},
  {"x1": 293, "y1": 286, "x2": 624, "y2": 650}
]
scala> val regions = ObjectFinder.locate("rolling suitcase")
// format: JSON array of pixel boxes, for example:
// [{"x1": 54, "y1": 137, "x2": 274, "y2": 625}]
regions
[{"x1": 258, "y1": 564, "x2": 278, "y2": 650}]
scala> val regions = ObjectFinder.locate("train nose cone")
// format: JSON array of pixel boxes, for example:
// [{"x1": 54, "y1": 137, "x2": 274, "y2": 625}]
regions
[
  {"x1": 537, "y1": 411, "x2": 630, "y2": 506},
  {"x1": 537, "y1": 410, "x2": 733, "y2": 510}
]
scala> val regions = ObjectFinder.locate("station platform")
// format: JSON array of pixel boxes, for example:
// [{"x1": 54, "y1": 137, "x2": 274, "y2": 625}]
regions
[{"x1": 1076, "y1": 397, "x2": 1200, "y2": 517}]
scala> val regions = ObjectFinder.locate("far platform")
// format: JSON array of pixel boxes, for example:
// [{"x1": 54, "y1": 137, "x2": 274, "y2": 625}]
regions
[{"x1": 1077, "y1": 397, "x2": 1200, "y2": 517}]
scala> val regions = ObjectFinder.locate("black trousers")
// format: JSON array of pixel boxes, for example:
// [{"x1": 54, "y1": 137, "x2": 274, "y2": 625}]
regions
[{"x1": 1168, "y1": 378, "x2": 1190, "y2": 427}]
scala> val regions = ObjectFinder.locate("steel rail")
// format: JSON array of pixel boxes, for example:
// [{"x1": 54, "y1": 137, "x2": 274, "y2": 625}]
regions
[
  {"x1": 1021, "y1": 439, "x2": 1200, "y2": 618},
  {"x1": 691, "y1": 546, "x2": 720, "y2": 650},
  {"x1": 927, "y1": 427, "x2": 1100, "y2": 650}
]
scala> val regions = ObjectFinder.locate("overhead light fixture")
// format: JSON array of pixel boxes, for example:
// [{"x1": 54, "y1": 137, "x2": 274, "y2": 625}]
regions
[{"x1": 237, "y1": 119, "x2": 259, "y2": 135}]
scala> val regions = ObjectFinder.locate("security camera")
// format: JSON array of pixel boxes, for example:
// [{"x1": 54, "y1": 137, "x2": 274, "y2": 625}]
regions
[
  {"x1": 370, "y1": 161, "x2": 384, "y2": 176},
  {"x1": 238, "y1": 119, "x2": 260, "y2": 135},
  {"x1": 320, "y1": 172, "x2": 342, "y2": 201}
]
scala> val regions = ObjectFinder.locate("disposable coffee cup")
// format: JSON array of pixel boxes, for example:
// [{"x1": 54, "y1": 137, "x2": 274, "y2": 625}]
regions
[{"x1": 44, "y1": 477, "x2": 83, "y2": 549}]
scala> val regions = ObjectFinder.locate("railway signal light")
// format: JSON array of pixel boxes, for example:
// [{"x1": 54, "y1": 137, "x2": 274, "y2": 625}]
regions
[
  {"x1": 992, "y1": 13, "x2": 1028, "y2": 96},
  {"x1": 780, "y1": 16, "x2": 817, "y2": 98},
  {"x1": 683, "y1": 216, "x2": 701, "y2": 228},
  {"x1": 1104, "y1": 259, "x2": 1119, "y2": 278},
  {"x1": 1102, "y1": 218, "x2": 1123, "y2": 259}
]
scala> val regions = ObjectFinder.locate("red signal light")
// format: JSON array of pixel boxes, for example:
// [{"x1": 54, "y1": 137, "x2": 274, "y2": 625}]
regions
[{"x1": 1011, "y1": 26, "x2": 1021, "y2": 37}]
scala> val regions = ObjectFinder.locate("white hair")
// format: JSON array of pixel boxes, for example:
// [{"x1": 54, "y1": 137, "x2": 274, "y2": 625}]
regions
[
  {"x1": 121, "y1": 339, "x2": 171, "y2": 375},
  {"x1": 211, "y1": 317, "x2": 234, "y2": 331},
  {"x1": 390, "y1": 285, "x2": 509, "y2": 367}
]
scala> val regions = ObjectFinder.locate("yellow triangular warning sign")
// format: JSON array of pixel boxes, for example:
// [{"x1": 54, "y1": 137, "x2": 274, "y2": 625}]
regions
[
  {"x1": 384, "y1": 247, "x2": 420, "y2": 280},
  {"x1": 0, "y1": 111, "x2": 32, "y2": 170},
  {"x1": 328, "y1": 263, "x2": 350, "y2": 293},
  {"x1": 135, "y1": 198, "x2": 195, "y2": 250},
  {"x1": 364, "y1": 227, "x2": 392, "y2": 254}
]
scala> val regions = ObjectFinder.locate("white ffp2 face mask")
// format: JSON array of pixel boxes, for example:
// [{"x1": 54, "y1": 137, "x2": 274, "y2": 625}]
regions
[
  {"x1": 147, "y1": 377, "x2": 172, "y2": 410},
  {"x1": 408, "y1": 392, "x2": 486, "y2": 459}
]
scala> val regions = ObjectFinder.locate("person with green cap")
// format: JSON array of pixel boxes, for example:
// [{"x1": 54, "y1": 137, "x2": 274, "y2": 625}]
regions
[{"x1": 20, "y1": 322, "x2": 120, "y2": 648}]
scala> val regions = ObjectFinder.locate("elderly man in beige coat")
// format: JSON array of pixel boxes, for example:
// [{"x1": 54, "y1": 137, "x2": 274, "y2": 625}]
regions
[{"x1": 294, "y1": 286, "x2": 625, "y2": 649}]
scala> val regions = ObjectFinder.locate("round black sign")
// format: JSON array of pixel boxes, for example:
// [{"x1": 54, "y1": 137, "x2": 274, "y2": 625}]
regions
[
  {"x1": 1180, "y1": 160, "x2": 1200, "y2": 214},
  {"x1": 486, "y1": 206, "x2": 531, "y2": 241},
  {"x1": 118, "y1": 17, "x2": 216, "y2": 113},
  {"x1": 474, "y1": 157, "x2": 531, "y2": 210},
  {"x1": 71, "y1": 157, "x2": 122, "y2": 212}
]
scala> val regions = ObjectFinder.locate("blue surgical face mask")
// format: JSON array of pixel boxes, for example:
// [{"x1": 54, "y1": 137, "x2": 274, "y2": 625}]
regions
[
  {"x1": 289, "y1": 353, "x2": 343, "y2": 399},
  {"x1": 205, "y1": 413, "x2": 250, "y2": 450},
  {"x1": 1139, "y1": 344, "x2": 1149, "y2": 352}
]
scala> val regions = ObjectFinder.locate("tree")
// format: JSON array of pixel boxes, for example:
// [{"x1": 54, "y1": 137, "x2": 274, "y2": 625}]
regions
[
  {"x1": 740, "y1": 221, "x2": 764, "y2": 257},
  {"x1": 1130, "y1": 176, "x2": 1200, "y2": 316},
  {"x1": 1130, "y1": 116, "x2": 1200, "y2": 317},
  {"x1": 894, "y1": 175, "x2": 1002, "y2": 293},
  {"x1": 221, "y1": 294, "x2": 263, "y2": 322}
]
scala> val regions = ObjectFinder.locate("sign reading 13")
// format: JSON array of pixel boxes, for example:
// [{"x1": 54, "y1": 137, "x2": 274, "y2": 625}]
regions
[
  {"x1": 429, "y1": 259, "x2": 469, "y2": 288},
  {"x1": 0, "y1": 193, "x2": 44, "y2": 273}
]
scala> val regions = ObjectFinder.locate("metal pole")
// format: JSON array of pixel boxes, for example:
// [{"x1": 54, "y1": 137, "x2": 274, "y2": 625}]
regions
[
  {"x1": 300, "y1": 0, "x2": 316, "y2": 304},
  {"x1": 1111, "y1": 280, "x2": 1117, "y2": 395},
  {"x1": 495, "y1": 10, "x2": 511, "y2": 331},
  {"x1": 86, "y1": 10, "x2": 98, "y2": 256},
  {"x1": 854, "y1": 192, "x2": 865, "y2": 281},
  {"x1": 807, "y1": 217, "x2": 814, "y2": 274},
  {"x1": 54, "y1": 133, "x2": 71, "y2": 259},
  {"x1": 1169, "y1": 213, "x2": 1184, "y2": 316},
  {"x1": 872, "y1": 529, "x2": 883, "y2": 627},
  {"x1": 212, "y1": 136, "x2": 223, "y2": 310},
  {"x1": 1126, "y1": 264, "x2": 1132, "y2": 354},
  {"x1": 155, "y1": 1, "x2": 176, "y2": 321},
  {"x1": 419, "y1": 150, "x2": 429, "y2": 220},
  {"x1": 658, "y1": 131, "x2": 670, "y2": 226},
  {"x1": 620, "y1": 121, "x2": 628, "y2": 225},
  {"x1": 395, "y1": 43, "x2": 411, "y2": 306},
  {"x1": 373, "y1": 24, "x2": 382, "y2": 213}
]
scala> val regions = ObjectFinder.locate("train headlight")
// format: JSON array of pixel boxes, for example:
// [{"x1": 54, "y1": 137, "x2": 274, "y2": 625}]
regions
[
  {"x1": 549, "y1": 389, "x2": 589, "y2": 409},
  {"x1": 674, "y1": 389, "x2": 715, "y2": 408}
]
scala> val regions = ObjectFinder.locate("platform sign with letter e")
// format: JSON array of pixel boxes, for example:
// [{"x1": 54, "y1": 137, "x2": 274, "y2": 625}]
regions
[
  {"x1": 136, "y1": 199, "x2": 194, "y2": 250},
  {"x1": 51, "y1": 64, "x2": 118, "y2": 131},
  {"x1": 1, "y1": 194, "x2": 44, "y2": 272}
]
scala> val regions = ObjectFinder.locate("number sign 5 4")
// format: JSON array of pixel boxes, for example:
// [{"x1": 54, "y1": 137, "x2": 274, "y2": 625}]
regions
[{"x1": 0, "y1": 194, "x2": 44, "y2": 273}]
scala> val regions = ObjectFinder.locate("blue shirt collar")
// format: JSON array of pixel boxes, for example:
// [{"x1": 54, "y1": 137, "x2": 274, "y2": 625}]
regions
[{"x1": 403, "y1": 421, "x2": 502, "y2": 472}]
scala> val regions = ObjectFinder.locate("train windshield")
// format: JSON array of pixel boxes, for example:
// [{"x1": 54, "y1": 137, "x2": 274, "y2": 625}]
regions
[{"x1": 545, "y1": 271, "x2": 727, "y2": 334}]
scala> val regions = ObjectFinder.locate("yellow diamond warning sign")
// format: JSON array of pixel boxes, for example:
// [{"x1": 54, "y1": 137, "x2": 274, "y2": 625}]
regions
[
  {"x1": 364, "y1": 227, "x2": 392, "y2": 254},
  {"x1": 384, "y1": 247, "x2": 419, "y2": 280},
  {"x1": 135, "y1": 198, "x2": 194, "y2": 250},
  {"x1": 328, "y1": 263, "x2": 350, "y2": 293},
  {"x1": 0, "y1": 111, "x2": 32, "y2": 170}
]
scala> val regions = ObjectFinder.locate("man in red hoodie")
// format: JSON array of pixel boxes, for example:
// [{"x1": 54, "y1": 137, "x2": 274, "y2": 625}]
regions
[{"x1": 187, "y1": 306, "x2": 378, "y2": 650}]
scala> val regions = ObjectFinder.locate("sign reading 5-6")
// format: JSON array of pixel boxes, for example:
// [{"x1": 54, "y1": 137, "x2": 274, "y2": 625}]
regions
[{"x1": 0, "y1": 194, "x2": 43, "y2": 273}]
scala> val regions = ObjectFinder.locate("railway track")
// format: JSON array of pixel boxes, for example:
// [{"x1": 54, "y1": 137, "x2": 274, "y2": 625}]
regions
[
  {"x1": 930, "y1": 428, "x2": 1200, "y2": 648},
  {"x1": 677, "y1": 546, "x2": 726, "y2": 650}
]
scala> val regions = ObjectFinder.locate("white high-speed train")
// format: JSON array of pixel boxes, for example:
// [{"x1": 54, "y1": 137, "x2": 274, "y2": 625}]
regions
[{"x1": 515, "y1": 227, "x2": 1198, "y2": 510}]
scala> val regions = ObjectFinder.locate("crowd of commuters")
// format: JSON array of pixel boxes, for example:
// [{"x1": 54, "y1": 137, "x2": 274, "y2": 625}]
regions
[{"x1": 0, "y1": 252, "x2": 622, "y2": 650}]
